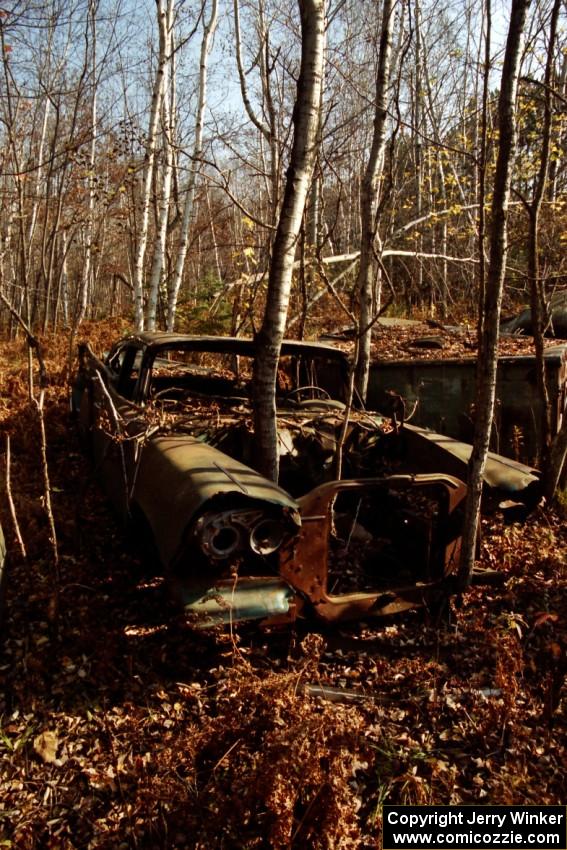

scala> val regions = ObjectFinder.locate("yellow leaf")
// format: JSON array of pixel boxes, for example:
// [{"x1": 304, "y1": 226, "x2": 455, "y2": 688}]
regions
[{"x1": 33, "y1": 730, "x2": 59, "y2": 764}]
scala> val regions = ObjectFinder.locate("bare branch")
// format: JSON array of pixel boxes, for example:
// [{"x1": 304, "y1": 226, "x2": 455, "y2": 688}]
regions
[{"x1": 5, "y1": 435, "x2": 27, "y2": 561}]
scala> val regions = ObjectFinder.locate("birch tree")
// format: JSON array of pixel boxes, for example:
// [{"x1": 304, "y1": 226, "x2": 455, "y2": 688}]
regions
[
  {"x1": 166, "y1": 0, "x2": 218, "y2": 331},
  {"x1": 76, "y1": 0, "x2": 99, "y2": 326},
  {"x1": 458, "y1": 0, "x2": 531, "y2": 591},
  {"x1": 354, "y1": 0, "x2": 395, "y2": 402},
  {"x1": 145, "y1": 1, "x2": 175, "y2": 331},
  {"x1": 233, "y1": 0, "x2": 282, "y2": 228},
  {"x1": 517, "y1": 0, "x2": 561, "y2": 460},
  {"x1": 253, "y1": 0, "x2": 326, "y2": 482},
  {"x1": 132, "y1": 0, "x2": 174, "y2": 331}
]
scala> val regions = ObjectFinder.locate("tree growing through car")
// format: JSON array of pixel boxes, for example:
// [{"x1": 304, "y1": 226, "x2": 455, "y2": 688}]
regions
[
  {"x1": 253, "y1": 0, "x2": 326, "y2": 482},
  {"x1": 458, "y1": 0, "x2": 531, "y2": 590}
]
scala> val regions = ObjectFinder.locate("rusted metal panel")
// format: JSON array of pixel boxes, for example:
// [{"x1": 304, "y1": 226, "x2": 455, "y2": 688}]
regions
[
  {"x1": 367, "y1": 345, "x2": 567, "y2": 462},
  {"x1": 279, "y1": 474, "x2": 466, "y2": 623},
  {"x1": 401, "y1": 425, "x2": 541, "y2": 508}
]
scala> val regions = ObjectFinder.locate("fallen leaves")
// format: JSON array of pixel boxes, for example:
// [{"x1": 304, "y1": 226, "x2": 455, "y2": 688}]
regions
[
  {"x1": 332, "y1": 320, "x2": 566, "y2": 362},
  {"x1": 33, "y1": 731, "x2": 60, "y2": 765}
]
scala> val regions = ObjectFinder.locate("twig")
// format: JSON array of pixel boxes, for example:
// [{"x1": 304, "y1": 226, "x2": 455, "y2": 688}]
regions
[
  {"x1": 128, "y1": 425, "x2": 160, "y2": 502},
  {"x1": 314, "y1": 254, "x2": 357, "y2": 325},
  {"x1": 94, "y1": 371, "x2": 131, "y2": 513},
  {"x1": 0, "y1": 291, "x2": 47, "y2": 392},
  {"x1": 212, "y1": 738, "x2": 242, "y2": 774},
  {"x1": 334, "y1": 361, "x2": 356, "y2": 481},
  {"x1": 34, "y1": 390, "x2": 59, "y2": 573},
  {"x1": 345, "y1": 498, "x2": 362, "y2": 552},
  {"x1": 5, "y1": 435, "x2": 27, "y2": 560},
  {"x1": 291, "y1": 784, "x2": 326, "y2": 843}
]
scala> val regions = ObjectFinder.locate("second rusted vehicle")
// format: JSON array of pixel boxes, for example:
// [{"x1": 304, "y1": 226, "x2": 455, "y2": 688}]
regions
[{"x1": 72, "y1": 333, "x2": 539, "y2": 627}]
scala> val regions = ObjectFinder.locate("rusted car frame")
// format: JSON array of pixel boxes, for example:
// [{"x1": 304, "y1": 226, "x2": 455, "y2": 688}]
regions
[
  {"x1": 72, "y1": 332, "x2": 538, "y2": 627},
  {"x1": 279, "y1": 474, "x2": 465, "y2": 623}
]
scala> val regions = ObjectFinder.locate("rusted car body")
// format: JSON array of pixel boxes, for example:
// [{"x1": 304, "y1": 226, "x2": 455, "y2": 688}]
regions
[
  {"x1": 72, "y1": 333, "x2": 539, "y2": 627},
  {"x1": 368, "y1": 345, "x2": 567, "y2": 464},
  {"x1": 323, "y1": 318, "x2": 567, "y2": 464}
]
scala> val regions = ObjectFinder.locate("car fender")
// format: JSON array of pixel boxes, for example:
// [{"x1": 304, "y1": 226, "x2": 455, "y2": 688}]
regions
[{"x1": 132, "y1": 435, "x2": 300, "y2": 569}]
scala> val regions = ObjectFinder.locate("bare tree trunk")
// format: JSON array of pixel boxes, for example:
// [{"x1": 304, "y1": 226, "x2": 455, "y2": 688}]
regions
[
  {"x1": 233, "y1": 0, "x2": 280, "y2": 225},
  {"x1": 77, "y1": 0, "x2": 98, "y2": 326},
  {"x1": 547, "y1": 50, "x2": 567, "y2": 202},
  {"x1": 477, "y1": 0, "x2": 491, "y2": 340},
  {"x1": 413, "y1": 0, "x2": 424, "y2": 307},
  {"x1": 458, "y1": 0, "x2": 531, "y2": 591},
  {"x1": 41, "y1": 30, "x2": 91, "y2": 333},
  {"x1": 0, "y1": 22, "x2": 31, "y2": 323},
  {"x1": 354, "y1": 0, "x2": 395, "y2": 402},
  {"x1": 525, "y1": 0, "x2": 561, "y2": 462},
  {"x1": 146, "y1": 1, "x2": 175, "y2": 331},
  {"x1": 167, "y1": 0, "x2": 218, "y2": 331},
  {"x1": 259, "y1": 0, "x2": 281, "y2": 224},
  {"x1": 26, "y1": 98, "x2": 51, "y2": 275},
  {"x1": 253, "y1": 0, "x2": 326, "y2": 482},
  {"x1": 205, "y1": 182, "x2": 222, "y2": 284},
  {"x1": 542, "y1": 3, "x2": 567, "y2": 499},
  {"x1": 60, "y1": 230, "x2": 69, "y2": 326},
  {"x1": 132, "y1": 0, "x2": 173, "y2": 331}
]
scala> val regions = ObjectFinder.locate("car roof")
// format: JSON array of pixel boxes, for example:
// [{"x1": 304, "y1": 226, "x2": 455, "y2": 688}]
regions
[{"x1": 117, "y1": 332, "x2": 349, "y2": 362}]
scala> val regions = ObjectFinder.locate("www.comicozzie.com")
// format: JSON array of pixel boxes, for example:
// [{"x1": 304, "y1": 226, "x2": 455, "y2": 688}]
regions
[{"x1": 382, "y1": 806, "x2": 567, "y2": 849}]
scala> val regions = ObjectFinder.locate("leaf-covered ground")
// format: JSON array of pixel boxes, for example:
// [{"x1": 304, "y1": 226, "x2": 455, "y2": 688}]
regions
[{"x1": 0, "y1": 323, "x2": 565, "y2": 849}]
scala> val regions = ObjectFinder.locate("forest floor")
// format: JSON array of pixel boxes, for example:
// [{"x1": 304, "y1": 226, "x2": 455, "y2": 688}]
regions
[{"x1": 0, "y1": 321, "x2": 565, "y2": 849}]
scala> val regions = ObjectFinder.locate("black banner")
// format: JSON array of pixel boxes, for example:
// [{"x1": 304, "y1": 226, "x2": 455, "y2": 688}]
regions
[{"x1": 382, "y1": 806, "x2": 566, "y2": 850}]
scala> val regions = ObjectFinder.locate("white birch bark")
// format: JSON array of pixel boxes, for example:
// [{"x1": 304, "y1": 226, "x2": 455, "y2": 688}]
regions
[
  {"x1": 458, "y1": 0, "x2": 531, "y2": 590},
  {"x1": 132, "y1": 0, "x2": 173, "y2": 331},
  {"x1": 166, "y1": 0, "x2": 218, "y2": 331},
  {"x1": 525, "y1": 0, "x2": 561, "y2": 462},
  {"x1": 354, "y1": 0, "x2": 395, "y2": 402},
  {"x1": 60, "y1": 230, "x2": 69, "y2": 326},
  {"x1": 77, "y1": 0, "x2": 98, "y2": 326},
  {"x1": 253, "y1": 0, "x2": 326, "y2": 482},
  {"x1": 205, "y1": 182, "x2": 222, "y2": 284},
  {"x1": 26, "y1": 98, "x2": 51, "y2": 263},
  {"x1": 413, "y1": 0, "x2": 424, "y2": 305},
  {"x1": 146, "y1": 1, "x2": 175, "y2": 331},
  {"x1": 233, "y1": 0, "x2": 280, "y2": 223},
  {"x1": 233, "y1": 0, "x2": 270, "y2": 139}
]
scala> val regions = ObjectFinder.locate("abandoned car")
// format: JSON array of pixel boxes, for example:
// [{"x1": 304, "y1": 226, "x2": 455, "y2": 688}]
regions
[{"x1": 72, "y1": 333, "x2": 541, "y2": 627}]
